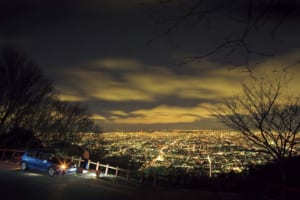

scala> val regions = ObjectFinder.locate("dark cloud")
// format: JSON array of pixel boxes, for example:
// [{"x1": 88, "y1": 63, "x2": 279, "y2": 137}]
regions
[
  {"x1": 144, "y1": 0, "x2": 300, "y2": 67},
  {"x1": 1, "y1": 0, "x2": 300, "y2": 131},
  {"x1": 0, "y1": 0, "x2": 72, "y2": 36}
]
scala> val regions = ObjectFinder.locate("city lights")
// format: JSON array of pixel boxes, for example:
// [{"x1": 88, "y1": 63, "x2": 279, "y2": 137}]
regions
[{"x1": 82, "y1": 130, "x2": 286, "y2": 176}]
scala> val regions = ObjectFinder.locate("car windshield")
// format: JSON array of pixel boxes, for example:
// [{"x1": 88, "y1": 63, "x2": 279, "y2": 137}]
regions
[{"x1": 46, "y1": 152, "x2": 64, "y2": 163}]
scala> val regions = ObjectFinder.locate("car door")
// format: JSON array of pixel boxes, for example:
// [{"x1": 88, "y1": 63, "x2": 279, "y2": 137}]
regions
[
  {"x1": 26, "y1": 151, "x2": 40, "y2": 170},
  {"x1": 35, "y1": 152, "x2": 50, "y2": 172}
]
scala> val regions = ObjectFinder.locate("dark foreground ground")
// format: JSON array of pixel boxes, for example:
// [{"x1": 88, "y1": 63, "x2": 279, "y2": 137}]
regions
[{"x1": 0, "y1": 161, "x2": 261, "y2": 200}]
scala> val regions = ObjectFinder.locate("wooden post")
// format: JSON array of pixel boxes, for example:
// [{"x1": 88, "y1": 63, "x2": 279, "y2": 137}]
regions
[
  {"x1": 105, "y1": 164, "x2": 109, "y2": 176},
  {"x1": 1, "y1": 150, "x2": 5, "y2": 160},
  {"x1": 126, "y1": 169, "x2": 129, "y2": 180},
  {"x1": 96, "y1": 162, "x2": 100, "y2": 178},
  {"x1": 115, "y1": 166, "x2": 119, "y2": 178},
  {"x1": 12, "y1": 149, "x2": 16, "y2": 158},
  {"x1": 153, "y1": 173, "x2": 157, "y2": 186},
  {"x1": 140, "y1": 171, "x2": 144, "y2": 183},
  {"x1": 96, "y1": 162, "x2": 99, "y2": 171},
  {"x1": 78, "y1": 157, "x2": 82, "y2": 168}
]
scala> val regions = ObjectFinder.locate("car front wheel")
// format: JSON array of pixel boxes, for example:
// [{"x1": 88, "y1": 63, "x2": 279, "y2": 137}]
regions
[
  {"x1": 20, "y1": 162, "x2": 28, "y2": 171},
  {"x1": 48, "y1": 167, "x2": 55, "y2": 177}
]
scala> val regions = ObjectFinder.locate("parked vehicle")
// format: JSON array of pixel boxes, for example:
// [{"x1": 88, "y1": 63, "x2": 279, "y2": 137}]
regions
[{"x1": 20, "y1": 149, "x2": 77, "y2": 176}]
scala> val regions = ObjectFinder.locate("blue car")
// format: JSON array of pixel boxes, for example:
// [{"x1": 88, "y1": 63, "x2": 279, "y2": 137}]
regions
[{"x1": 20, "y1": 150, "x2": 77, "y2": 176}]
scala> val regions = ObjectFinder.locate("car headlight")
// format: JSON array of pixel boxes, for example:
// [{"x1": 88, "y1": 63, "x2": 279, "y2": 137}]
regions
[{"x1": 60, "y1": 164, "x2": 66, "y2": 170}]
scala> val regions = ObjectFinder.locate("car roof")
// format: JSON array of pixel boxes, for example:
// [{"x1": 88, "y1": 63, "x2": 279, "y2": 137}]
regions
[{"x1": 26, "y1": 149, "x2": 55, "y2": 154}]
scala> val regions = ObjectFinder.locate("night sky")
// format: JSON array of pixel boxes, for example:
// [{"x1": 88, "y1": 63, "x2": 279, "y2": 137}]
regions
[{"x1": 1, "y1": 0, "x2": 300, "y2": 131}]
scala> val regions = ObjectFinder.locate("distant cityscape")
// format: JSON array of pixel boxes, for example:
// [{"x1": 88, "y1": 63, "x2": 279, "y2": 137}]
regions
[{"x1": 81, "y1": 130, "x2": 299, "y2": 177}]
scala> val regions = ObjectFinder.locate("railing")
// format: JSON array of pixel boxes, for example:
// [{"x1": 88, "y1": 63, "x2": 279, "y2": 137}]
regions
[
  {"x1": 0, "y1": 148, "x2": 130, "y2": 180},
  {"x1": 0, "y1": 148, "x2": 25, "y2": 161},
  {"x1": 70, "y1": 156, "x2": 130, "y2": 180},
  {"x1": 264, "y1": 184, "x2": 300, "y2": 200}
]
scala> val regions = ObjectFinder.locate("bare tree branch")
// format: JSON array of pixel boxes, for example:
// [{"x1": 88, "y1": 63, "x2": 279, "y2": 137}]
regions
[
  {"x1": 213, "y1": 72, "x2": 300, "y2": 161},
  {"x1": 144, "y1": 0, "x2": 300, "y2": 72}
]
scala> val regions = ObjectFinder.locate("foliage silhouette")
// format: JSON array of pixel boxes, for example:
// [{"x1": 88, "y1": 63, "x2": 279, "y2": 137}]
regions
[
  {"x1": 214, "y1": 72, "x2": 300, "y2": 161},
  {"x1": 0, "y1": 47, "x2": 99, "y2": 148}
]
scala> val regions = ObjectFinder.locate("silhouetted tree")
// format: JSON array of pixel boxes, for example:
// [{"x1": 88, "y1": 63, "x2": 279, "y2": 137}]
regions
[
  {"x1": 39, "y1": 100, "x2": 96, "y2": 147},
  {"x1": 214, "y1": 72, "x2": 300, "y2": 161},
  {"x1": 0, "y1": 47, "x2": 100, "y2": 148},
  {"x1": 0, "y1": 47, "x2": 53, "y2": 135},
  {"x1": 0, "y1": 127, "x2": 43, "y2": 149}
]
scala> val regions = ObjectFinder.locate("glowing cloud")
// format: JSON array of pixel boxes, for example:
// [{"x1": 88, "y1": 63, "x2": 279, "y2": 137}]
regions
[
  {"x1": 91, "y1": 57, "x2": 141, "y2": 70},
  {"x1": 55, "y1": 54, "x2": 300, "y2": 129},
  {"x1": 58, "y1": 94, "x2": 88, "y2": 102},
  {"x1": 56, "y1": 57, "x2": 252, "y2": 104},
  {"x1": 110, "y1": 110, "x2": 129, "y2": 116},
  {"x1": 90, "y1": 114, "x2": 108, "y2": 121},
  {"x1": 111, "y1": 103, "x2": 214, "y2": 124}
]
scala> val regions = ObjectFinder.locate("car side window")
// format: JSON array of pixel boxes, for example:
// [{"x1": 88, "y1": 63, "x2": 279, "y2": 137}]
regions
[
  {"x1": 47, "y1": 153, "x2": 54, "y2": 161},
  {"x1": 43, "y1": 153, "x2": 48, "y2": 160},
  {"x1": 37, "y1": 152, "x2": 45, "y2": 160},
  {"x1": 28, "y1": 151, "x2": 37, "y2": 158}
]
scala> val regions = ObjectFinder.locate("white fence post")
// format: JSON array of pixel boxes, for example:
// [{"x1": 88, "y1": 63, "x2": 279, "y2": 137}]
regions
[
  {"x1": 96, "y1": 162, "x2": 100, "y2": 177},
  {"x1": 78, "y1": 157, "x2": 82, "y2": 168},
  {"x1": 96, "y1": 162, "x2": 99, "y2": 171},
  {"x1": 105, "y1": 164, "x2": 109, "y2": 176},
  {"x1": 87, "y1": 160, "x2": 90, "y2": 170},
  {"x1": 115, "y1": 166, "x2": 119, "y2": 177}
]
